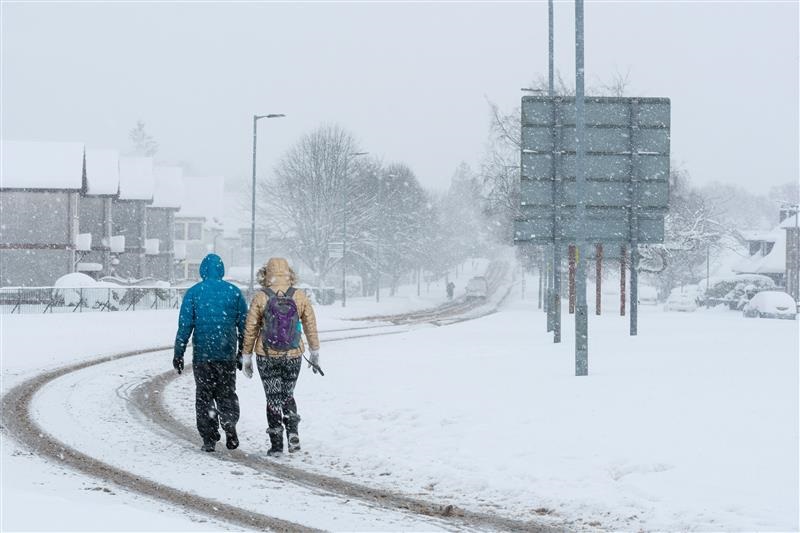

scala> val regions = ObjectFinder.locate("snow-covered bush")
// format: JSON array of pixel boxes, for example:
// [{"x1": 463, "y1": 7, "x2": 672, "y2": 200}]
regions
[{"x1": 53, "y1": 273, "x2": 126, "y2": 310}]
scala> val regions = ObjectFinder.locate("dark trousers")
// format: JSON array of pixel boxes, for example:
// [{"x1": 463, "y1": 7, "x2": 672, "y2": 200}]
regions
[
  {"x1": 193, "y1": 361, "x2": 240, "y2": 442},
  {"x1": 256, "y1": 355, "x2": 301, "y2": 436}
]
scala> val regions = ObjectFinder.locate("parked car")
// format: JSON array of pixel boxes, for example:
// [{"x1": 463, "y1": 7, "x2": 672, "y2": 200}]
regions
[
  {"x1": 638, "y1": 285, "x2": 659, "y2": 305},
  {"x1": 664, "y1": 287, "x2": 698, "y2": 312},
  {"x1": 465, "y1": 276, "x2": 488, "y2": 300},
  {"x1": 742, "y1": 290, "x2": 797, "y2": 320}
]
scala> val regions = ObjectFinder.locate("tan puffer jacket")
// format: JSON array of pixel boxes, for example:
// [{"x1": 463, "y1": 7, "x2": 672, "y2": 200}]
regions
[{"x1": 242, "y1": 257, "x2": 320, "y2": 358}]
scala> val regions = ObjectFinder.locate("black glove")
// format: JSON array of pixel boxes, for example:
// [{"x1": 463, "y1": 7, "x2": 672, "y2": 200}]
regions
[
  {"x1": 173, "y1": 356, "x2": 184, "y2": 374},
  {"x1": 236, "y1": 352, "x2": 243, "y2": 371}
]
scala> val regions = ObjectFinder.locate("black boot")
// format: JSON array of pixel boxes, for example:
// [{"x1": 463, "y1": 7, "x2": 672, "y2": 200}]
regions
[
  {"x1": 284, "y1": 413, "x2": 300, "y2": 453},
  {"x1": 201, "y1": 438, "x2": 216, "y2": 452},
  {"x1": 224, "y1": 427, "x2": 239, "y2": 450},
  {"x1": 267, "y1": 428, "x2": 283, "y2": 456},
  {"x1": 287, "y1": 433, "x2": 300, "y2": 453}
]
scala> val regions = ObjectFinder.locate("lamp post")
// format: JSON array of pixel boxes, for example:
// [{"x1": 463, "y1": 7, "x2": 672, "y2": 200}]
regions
[
  {"x1": 341, "y1": 151, "x2": 369, "y2": 307},
  {"x1": 375, "y1": 172, "x2": 385, "y2": 303},
  {"x1": 375, "y1": 171, "x2": 397, "y2": 303},
  {"x1": 250, "y1": 113, "x2": 285, "y2": 296}
]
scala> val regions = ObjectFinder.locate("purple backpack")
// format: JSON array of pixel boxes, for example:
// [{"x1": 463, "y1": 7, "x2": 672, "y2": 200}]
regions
[{"x1": 261, "y1": 288, "x2": 302, "y2": 352}]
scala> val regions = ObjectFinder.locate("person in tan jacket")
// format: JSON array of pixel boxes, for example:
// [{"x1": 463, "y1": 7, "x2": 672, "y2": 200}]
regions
[{"x1": 241, "y1": 257, "x2": 320, "y2": 455}]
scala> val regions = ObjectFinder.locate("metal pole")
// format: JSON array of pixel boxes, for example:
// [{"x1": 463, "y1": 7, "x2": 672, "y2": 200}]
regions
[
  {"x1": 596, "y1": 244, "x2": 602, "y2": 315},
  {"x1": 548, "y1": 0, "x2": 554, "y2": 95},
  {"x1": 793, "y1": 209, "x2": 800, "y2": 302},
  {"x1": 249, "y1": 115, "x2": 257, "y2": 296},
  {"x1": 537, "y1": 255, "x2": 543, "y2": 309},
  {"x1": 620, "y1": 244, "x2": 626, "y2": 316},
  {"x1": 549, "y1": 2, "x2": 561, "y2": 343},
  {"x1": 629, "y1": 99, "x2": 640, "y2": 337},
  {"x1": 630, "y1": 244, "x2": 639, "y2": 336},
  {"x1": 706, "y1": 244, "x2": 710, "y2": 292},
  {"x1": 574, "y1": 0, "x2": 588, "y2": 376},
  {"x1": 568, "y1": 244, "x2": 576, "y2": 313},
  {"x1": 547, "y1": 258, "x2": 553, "y2": 328}
]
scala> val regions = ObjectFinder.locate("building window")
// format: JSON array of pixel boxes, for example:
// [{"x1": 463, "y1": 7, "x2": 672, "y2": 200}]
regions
[
  {"x1": 174, "y1": 222, "x2": 185, "y2": 240},
  {"x1": 187, "y1": 223, "x2": 202, "y2": 241}
]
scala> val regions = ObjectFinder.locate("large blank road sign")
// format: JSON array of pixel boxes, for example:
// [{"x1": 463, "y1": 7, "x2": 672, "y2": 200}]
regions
[{"x1": 514, "y1": 96, "x2": 670, "y2": 244}]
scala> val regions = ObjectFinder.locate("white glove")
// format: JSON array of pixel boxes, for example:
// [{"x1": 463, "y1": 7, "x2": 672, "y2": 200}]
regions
[
  {"x1": 242, "y1": 354, "x2": 254, "y2": 379},
  {"x1": 309, "y1": 350, "x2": 320, "y2": 374}
]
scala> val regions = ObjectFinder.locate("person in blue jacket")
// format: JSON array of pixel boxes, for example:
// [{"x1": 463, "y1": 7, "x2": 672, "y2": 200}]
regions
[{"x1": 173, "y1": 254, "x2": 248, "y2": 452}]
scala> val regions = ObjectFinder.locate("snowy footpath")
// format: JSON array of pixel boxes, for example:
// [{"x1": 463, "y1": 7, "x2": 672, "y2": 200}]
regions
[{"x1": 2, "y1": 277, "x2": 798, "y2": 531}]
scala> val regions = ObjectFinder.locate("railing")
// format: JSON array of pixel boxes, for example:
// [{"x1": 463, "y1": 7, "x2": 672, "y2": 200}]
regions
[{"x1": 0, "y1": 286, "x2": 186, "y2": 314}]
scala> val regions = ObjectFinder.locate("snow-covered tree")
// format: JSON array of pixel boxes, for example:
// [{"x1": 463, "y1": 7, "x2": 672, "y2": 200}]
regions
[{"x1": 128, "y1": 120, "x2": 159, "y2": 157}]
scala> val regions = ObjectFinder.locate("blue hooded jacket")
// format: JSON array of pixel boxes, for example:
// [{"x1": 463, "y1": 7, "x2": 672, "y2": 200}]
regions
[{"x1": 174, "y1": 254, "x2": 248, "y2": 363}]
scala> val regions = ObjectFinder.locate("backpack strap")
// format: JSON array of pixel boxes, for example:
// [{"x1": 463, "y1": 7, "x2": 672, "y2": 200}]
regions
[{"x1": 264, "y1": 287, "x2": 295, "y2": 299}]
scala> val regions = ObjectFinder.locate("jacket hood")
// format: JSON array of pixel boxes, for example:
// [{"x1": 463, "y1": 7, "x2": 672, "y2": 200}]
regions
[
  {"x1": 199, "y1": 254, "x2": 225, "y2": 280},
  {"x1": 258, "y1": 257, "x2": 295, "y2": 288}
]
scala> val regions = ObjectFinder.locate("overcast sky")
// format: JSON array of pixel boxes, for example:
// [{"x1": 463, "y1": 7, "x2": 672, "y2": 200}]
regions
[{"x1": 2, "y1": 1, "x2": 797, "y2": 194}]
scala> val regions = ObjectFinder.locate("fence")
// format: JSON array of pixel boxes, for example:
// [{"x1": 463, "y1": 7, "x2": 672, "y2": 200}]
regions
[{"x1": 0, "y1": 286, "x2": 186, "y2": 314}]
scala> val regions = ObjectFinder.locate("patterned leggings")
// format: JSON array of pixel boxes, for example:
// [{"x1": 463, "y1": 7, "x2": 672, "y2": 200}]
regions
[{"x1": 256, "y1": 355, "x2": 302, "y2": 436}]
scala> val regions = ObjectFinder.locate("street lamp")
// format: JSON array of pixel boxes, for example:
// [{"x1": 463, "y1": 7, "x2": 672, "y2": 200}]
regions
[
  {"x1": 249, "y1": 113, "x2": 285, "y2": 296},
  {"x1": 375, "y1": 172, "x2": 395, "y2": 303},
  {"x1": 341, "y1": 151, "x2": 369, "y2": 307}
]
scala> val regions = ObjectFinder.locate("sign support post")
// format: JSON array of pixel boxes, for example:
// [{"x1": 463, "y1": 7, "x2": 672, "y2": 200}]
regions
[{"x1": 574, "y1": 0, "x2": 588, "y2": 376}]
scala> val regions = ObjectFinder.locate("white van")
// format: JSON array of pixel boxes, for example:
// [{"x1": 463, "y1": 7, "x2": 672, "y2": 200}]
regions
[{"x1": 465, "y1": 276, "x2": 488, "y2": 300}]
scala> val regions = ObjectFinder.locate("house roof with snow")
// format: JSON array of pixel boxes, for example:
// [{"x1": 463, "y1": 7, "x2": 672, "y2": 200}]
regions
[
  {"x1": 739, "y1": 229, "x2": 781, "y2": 243},
  {"x1": 118, "y1": 156, "x2": 155, "y2": 201},
  {"x1": 84, "y1": 148, "x2": 120, "y2": 196},
  {"x1": 1, "y1": 140, "x2": 85, "y2": 191},
  {"x1": 734, "y1": 225, "x2": 787, "y2": 276},
  {"x1": 151, "y1": 166, "x2": 184, "y2": 209},
  {"x1": 176, "y1": 176, "x2": 225, "y2": 227},
  {"x1": 779, "y1": 214, "x2": 798, "y2": 229}
]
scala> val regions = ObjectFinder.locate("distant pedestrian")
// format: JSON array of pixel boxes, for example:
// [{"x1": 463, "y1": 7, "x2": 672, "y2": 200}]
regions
[
  {"x1": 446, "y1": 281, "x2": 455, "y2": 300},
  {"x1": 241, "y1": 257, "x2": 321, "y2": 456},
  {"x1": 173, "y1": 254, "x2": 248, "y2": 452}
]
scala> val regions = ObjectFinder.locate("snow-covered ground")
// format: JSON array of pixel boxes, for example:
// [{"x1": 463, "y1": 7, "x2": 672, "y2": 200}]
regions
[
  {"x1": 2, "y1": 274, "x2": 798, "y2": 531},
  {"x1": 0, "y1": 276, "x2": 477, "y2": 532}
]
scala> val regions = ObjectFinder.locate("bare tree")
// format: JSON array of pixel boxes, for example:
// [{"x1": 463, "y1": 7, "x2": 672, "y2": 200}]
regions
[{"x1": 257, "y1": 124, "x2": 360, "y2": 283}]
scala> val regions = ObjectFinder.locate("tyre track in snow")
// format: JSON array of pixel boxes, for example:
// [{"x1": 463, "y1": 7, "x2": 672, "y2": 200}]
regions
[
  {"x1": 3, "y1": 265, "x2": 556, "y2": 531},
  {"x1": 351, "y1": 260, "x2": 510, "y2": 327},
  {"x1": 135, "y1": 355, "x2": 552, "y2": 531},
  {"x1": 0, "y1": 348, "x2": 314, "y2": 532},
  {"x1": 128, "y1": 274, "x2": 559, "y2": 532}
]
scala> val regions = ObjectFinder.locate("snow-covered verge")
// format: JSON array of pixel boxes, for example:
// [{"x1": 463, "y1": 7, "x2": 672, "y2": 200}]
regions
[
  {"x1": 166, "y1": 294, "x2": 799, "y2": 531},
  {"x1": 4, "y1": 277, "x2": 798, "y2": 531}
]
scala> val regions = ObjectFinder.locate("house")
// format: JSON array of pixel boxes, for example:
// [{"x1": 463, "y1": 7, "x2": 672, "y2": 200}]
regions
[
  {"x1": 735, "y1": 207, "x2": 799, "y2": 290},
  {"x1": 780, "y1": 210, "x2": 799, "y2": 302},
  {"x1": 734, "y1": 228, "x2": 786, "y2": 286},
  {"x1": 146, "y1": 166, "x2": 184, "y2": 281},
  {"x1": 0, "y1": 140, "x2": 85, "y2": 286},
  {"x1": 112, "y1": 156, "x2": 154, "y2": 280},
  {"x1": 78, "y1": 148, "x2": 121, "y2": 277},
  {"x1": 174, "y1": 176, "x2": 225, "y2": 281}
]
